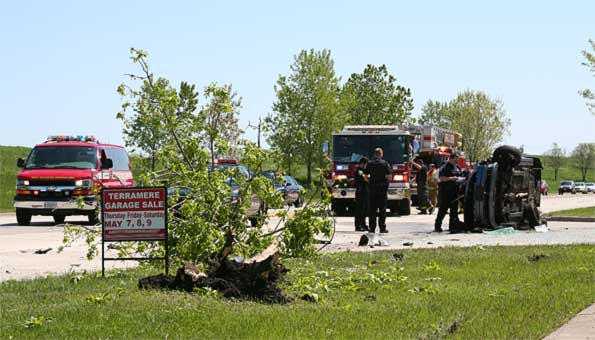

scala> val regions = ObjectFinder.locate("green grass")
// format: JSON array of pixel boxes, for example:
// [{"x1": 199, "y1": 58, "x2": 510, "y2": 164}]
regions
[
  {"x1": 0, "y1": 145, "x2": 31, "y2": 211},
  {"x1": 2, "y1": 245, "x2": 595, "y2": 339},
  {"x1": 546, "y1": 206, "x2": 595, "y2": 218}
]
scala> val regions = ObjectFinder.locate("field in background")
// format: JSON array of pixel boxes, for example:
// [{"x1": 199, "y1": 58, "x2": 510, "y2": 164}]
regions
[
  {"x1": 537, "y1": 154, "x2": 595, "y2": 192},
  {"x1": 0, "y1": 146, "x2": 30, "y2": 212}
]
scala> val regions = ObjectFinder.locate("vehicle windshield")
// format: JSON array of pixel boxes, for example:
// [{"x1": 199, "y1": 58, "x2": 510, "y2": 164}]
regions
[
  {"x1": 560, "y1": 181, "x2": 573, "y2": 185},
  {"x1": 25, "y1": 146, "x2": 98, "y2": 170},
  {"x1": 333, "y1": 134, "x2": 410, "y2": 164}
]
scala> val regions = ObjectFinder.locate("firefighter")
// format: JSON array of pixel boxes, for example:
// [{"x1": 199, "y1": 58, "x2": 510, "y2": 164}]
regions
[
  {"x1": 409, "y1": 158, "x2": 434, "y2": 215},
  {"x1": 434, "y1": 153, "x2": 465, "y2": 233},
  {"x1": 354, "y1": 157, "x2": 369, "y2": 232},
  {"x1": 428, "y1": 163, "x2": 438, "y2": 208},
  {"x1": 364, "y1": 148, "x2": 392, "y2": 233}
]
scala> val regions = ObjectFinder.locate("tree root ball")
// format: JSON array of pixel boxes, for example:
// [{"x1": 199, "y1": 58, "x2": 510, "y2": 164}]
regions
[{"x1": 139, "y1": 252, "x2": 292, "y2": 304}]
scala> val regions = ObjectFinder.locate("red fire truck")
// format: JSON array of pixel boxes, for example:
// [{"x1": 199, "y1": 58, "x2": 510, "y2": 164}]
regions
[
  {"x1": 407, "y1": 125, "x2": 468, "y2": 205},
  {"x1": 326, "y1": 126, "x2": 413, "y2": 216},
  {"x1": 14, "y1": 135, "x2": 134, "y2": 225}
]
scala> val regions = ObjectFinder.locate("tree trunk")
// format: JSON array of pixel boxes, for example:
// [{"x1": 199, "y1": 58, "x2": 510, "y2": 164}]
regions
[
  {"x1": 306, "y1": 156, "x2": 312, "y2": 184},
  {"x1": 554, "y1": 168, "x2": 558, "y2": 181},
  {"x1": 151, "y1": 150, "x2": 156, "y2": 172}
]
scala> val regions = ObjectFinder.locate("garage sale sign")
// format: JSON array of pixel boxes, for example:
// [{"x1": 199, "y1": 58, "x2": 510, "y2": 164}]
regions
[{"x1": 102, "y1": 187, "x2": 167, "y2": 241}]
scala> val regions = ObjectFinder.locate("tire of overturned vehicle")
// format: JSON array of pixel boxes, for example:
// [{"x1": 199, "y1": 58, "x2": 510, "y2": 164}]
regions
[{"x1": 492, "y1": 145, "x2": 522, "y2": 167}]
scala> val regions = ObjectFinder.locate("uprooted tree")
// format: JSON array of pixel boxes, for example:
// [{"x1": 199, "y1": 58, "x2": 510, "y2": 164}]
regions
[{"x1": 63, "y1": 48, "x2": 334, "y2": 302}]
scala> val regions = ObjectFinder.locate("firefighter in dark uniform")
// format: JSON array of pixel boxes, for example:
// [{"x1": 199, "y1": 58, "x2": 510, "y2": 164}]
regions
[
  {"x1": 434, "y1": 153, "x2": 465, "y2": 233},
  {"x1": 353, "y1": 157, "x2": 369, "y2": 232},
  {"x1": 364, "y1": 148, "x2": 392, "y2": 233},
  {"x1": 409, "y1": 158, "x2": 434, "y2": 215}
]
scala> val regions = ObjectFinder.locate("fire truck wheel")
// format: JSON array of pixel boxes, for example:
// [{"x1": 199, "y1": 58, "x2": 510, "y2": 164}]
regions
[
  {"x1": 398, "y1": 199, "x2": 411, "y2": 216},
  {"x1": 88, "y1": 210, "x2": 100, "y2": 225},
  {"x1": 492, "y1": 145, "x2": 521, "y2": 167},
  {"x1": 53, "y1": 214, "x2": 65, "y2": 225},
  {"x1": 16, "y1": 209, "x2": 32, "y2": 226}
]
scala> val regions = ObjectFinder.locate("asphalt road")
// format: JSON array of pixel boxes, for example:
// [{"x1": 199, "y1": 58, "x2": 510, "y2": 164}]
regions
[{"x1": 1, "y1": 194, "x2": 594, "y2": 281}]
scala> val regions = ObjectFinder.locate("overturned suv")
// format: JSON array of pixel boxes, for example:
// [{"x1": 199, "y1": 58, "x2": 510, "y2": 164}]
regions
[{"x1": 464, "y1": 145, "x2": 543, "y2": 230}]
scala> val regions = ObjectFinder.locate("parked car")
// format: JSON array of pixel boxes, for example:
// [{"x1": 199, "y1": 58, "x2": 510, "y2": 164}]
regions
[
  {"x1": 558, "y1": 180, "x2": 575, "y2": 195},
  {"x1": 586, "y1": 183, "x2": 595, "y2": 193},
  {"x1": 169, "y1": 159, "x2": 266, "y2": 226},
  {"x1": 540, "y1": 180, "x2": 548, "y2": 195},
  {"x1": 575, "y1": 182, "x2": 588, "y2": 194},
  {"x1": 263, "y1": 171, "x2": 304, "y2": 207}
]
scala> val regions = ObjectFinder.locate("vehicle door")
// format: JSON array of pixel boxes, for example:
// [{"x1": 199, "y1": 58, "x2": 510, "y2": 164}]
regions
[
  {"x1": 284, "y1": 176, "x2": 298, "y2": 203},
  {"x1": 106, "y1": 147, "x2": 134, "y2": 187},
  {"x1": 96, "y1": 148, "x2": 118, "y2": 189}
]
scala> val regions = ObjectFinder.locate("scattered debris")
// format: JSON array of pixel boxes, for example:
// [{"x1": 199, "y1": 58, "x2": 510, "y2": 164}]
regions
[
  {"x1": 402, "y1": 242, "x2": 413, "y2": 247},
  {"x1": 5, "y1": 270, "x2": 10, "y2": 274},
  {"x1": 359, "y1": 233, "x2": 389, "y2": 247},
  {"x1": 392, "y1": 253, "x2": 404, "y2": 261},
  {"x1": 34, "y1": 248, "x2": 52, "y2": 254},
  {"x1": 364, "y1": 294, "x2": 377, "y2": 301},
  {"x1": 483, "y1": 227, "x2": 516, "y2": 236},
  {"x1": 301, "y1": 292, "x2": 319, "y2": 303},
  {"x1": 427, "y1": 241, "x2": 434, "y2": 245},
  {"x1": 528, "y1": 254, "x2": 548, "y2": 262},
  {"x1": 447, "y1": 321, "x2": 459, "y2": 334},
  {"x1": 20, "y1": 250, "x2": 27, "y2": 253},
  {"x1": 534, "y1": 224, "x2": 549, "y2": 233}
]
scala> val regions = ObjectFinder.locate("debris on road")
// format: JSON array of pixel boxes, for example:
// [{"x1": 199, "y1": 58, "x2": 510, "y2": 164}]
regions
[
  {"x1": 534, "y1": 225, "x2": 549, "y2": 233},
  {"x1": 403, "y1": 242, "x2": 414, "y2": 246},
  {"x1": 34, "y1": 248, "x2": 52, "y2": 254},
  {"x1": 483, "y1": 227, "x2": 516, "y2": 236},
  {"x1": 358, "y1": 233, "x2": 389, "y2": 247}
]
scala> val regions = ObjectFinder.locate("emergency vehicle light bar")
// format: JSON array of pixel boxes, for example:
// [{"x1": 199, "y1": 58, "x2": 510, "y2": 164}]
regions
[
  {"x1": 46, "y1": 135, "x2": 97, "y2": 143},
  {"x1": 343, "y1": 125, "x2": 400, "y2": 131}
]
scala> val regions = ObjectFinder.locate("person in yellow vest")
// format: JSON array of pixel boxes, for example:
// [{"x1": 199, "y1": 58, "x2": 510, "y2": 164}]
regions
[{"x1": 428, "y1": 163, "x2": 439, "y2": 208}]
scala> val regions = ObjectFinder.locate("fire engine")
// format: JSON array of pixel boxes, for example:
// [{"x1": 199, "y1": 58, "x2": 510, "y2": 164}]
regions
[
  {"x1": 326, "y1": 126, "x2": 413, "y2": 216},
  {"x1": 14, "y1": 135, "x2": 134, "y2": 226},
  {"x1": 407, "y1": 125, "x2": 467, "y2": 205}
]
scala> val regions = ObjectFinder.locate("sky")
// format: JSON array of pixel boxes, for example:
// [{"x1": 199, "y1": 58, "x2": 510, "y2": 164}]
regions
[{"x1": 0, "y1": 0, "x2": 593, "y2": 155}]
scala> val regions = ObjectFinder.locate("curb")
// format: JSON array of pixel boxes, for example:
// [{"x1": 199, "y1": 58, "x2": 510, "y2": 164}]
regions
[{"x1": 546, "y1": 216, "x2": 595, "y2": 223}]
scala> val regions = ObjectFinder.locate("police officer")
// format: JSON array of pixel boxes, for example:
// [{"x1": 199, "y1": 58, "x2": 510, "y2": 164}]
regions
[
  {"x1": 434, "y1": 153, "x2": 464, "y2": 233},
  {"x1": 365, "y1": 148, "x2": 392, "y2": 233},
  {"x1": 353, "y1": 157, "x2": 369, "y2": 232},
  {"x1": 409, "y1": 158, "x2": 434, "y2": 215}
]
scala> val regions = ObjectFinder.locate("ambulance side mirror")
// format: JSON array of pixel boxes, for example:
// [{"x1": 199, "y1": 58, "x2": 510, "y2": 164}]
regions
[
  {"x1": 101, "y1": 158, "x2": 113, "y2": 170},
  {"x1": 17, "y1": 158, "x2": 25, "y2": 168}
]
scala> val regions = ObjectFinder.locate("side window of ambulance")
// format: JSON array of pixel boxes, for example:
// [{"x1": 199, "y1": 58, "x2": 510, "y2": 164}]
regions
[{"x1": 107, "y1": 147, "x2": 130, "y2": 171}]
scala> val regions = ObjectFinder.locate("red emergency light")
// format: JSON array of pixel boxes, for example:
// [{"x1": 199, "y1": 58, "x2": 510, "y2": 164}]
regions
[
  {"x1": 46, "y1": 135, "x2": 97, "y2": 143},
  {"x1": 215, "y1": 159, "x2": 239, "y2": 164}
]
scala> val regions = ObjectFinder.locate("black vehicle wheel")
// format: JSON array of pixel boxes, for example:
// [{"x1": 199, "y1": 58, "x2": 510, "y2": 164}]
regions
[
  {"x1": 492, "y1": 145, "x2": 522, "y2": 167},
  {"x1": 398, "y1": 199, "x2": 411, "y2": 216},
  {"x1": 53, "y1": 214, "x2": 66, "y2": 225},
  {"x1": 332, "y1": 201, "x2": 347, "y2": 216},
  {"x1": 294, "y1": 195, "x2": 304, "y2": 208},
  {"x1": 559, "y1": 191, "x2": 563, "y2": 195},
  {"x1": 464, "y1": 173, "x2": 477, "y2": 229},
  {"x1": 524, "y1": 202, "x2": 541, "y2": 227},
  {"x1": 572, "y1": 190, "x2": 576, "y2": 195},
  {"x1": 250, "y1": 204, "x2": 268, "y2": 227},
  {"x1": 88, "y1": 210, "x2": 100, "y2": 225},
  {"x1": 16, "y1": 209, "x2": 32, "y2": 226}
]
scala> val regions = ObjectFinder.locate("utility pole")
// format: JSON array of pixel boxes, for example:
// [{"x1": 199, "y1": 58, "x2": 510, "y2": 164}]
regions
[{"x1": 247, "y1": 117, "x2": 263, "y2": 148}]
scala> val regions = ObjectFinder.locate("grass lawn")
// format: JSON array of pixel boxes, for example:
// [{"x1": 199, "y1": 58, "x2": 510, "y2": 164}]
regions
[
  {"x1": 0, "y1": 145, "x2": 31, "y2": 211},
  {"x1": 2, "y1": 245, "x2": 595, "y2": 339},
  {"x1": 546, "y1": 206, "x2": 595, "y2": 218}
]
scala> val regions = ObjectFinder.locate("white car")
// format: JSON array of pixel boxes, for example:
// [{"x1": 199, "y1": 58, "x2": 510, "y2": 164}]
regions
[
  {"x1": 575, "y1": 182, "x2": 589, "y2": 194},
  {"x1": 586, "y1": 183, "x2": 595, "y2": 193}
]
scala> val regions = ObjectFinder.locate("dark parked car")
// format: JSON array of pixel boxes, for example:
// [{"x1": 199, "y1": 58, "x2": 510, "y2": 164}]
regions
[{"x1": 263, "y1": 171, "x2": 304, "y2": 207}]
